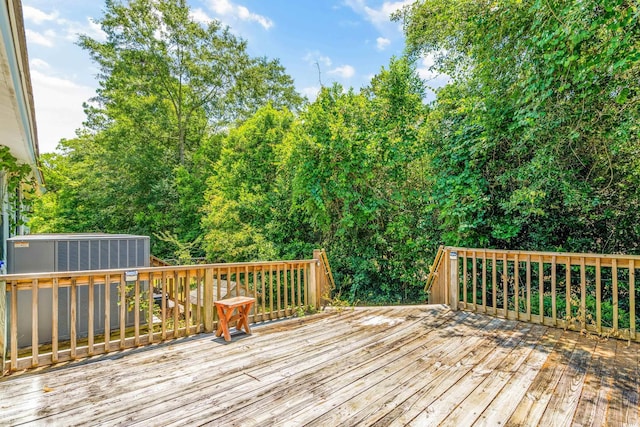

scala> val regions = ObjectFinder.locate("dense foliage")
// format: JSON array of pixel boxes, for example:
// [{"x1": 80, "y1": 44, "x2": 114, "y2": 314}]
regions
[
  {"x1": 31, "y1": 0, "x2": 640, "y2": 304},
  {"x1": 396, "y1": 0, "x2": 640, "y2": 253},
  {"x1": 30, "y1": 0, "x2": 302, "y2": 257},
  {"x1": 0, "y1": 146, "x2": 37, "y2": 233}
]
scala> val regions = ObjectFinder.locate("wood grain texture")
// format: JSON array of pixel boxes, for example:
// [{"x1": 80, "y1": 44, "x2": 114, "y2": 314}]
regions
[
  {"x1": 474, "y1": 327, "x2": 564, "y2": 426},
  {"x1": 571, "y1": 337, "x2": 616, "y2": 427},
  {"x1": 1, "y1": 306, "x2": 639, "y2": 426},
  {"x1": 536, "y1": 335, "x2": 596, "y2": 426},
  {"x1": 606, "y1": 339, "x2": 640, "y2": 426}
]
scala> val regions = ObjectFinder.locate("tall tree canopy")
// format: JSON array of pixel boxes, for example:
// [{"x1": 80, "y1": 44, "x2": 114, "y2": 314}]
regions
[
  {"x1": 80, "y1": 0, "x2": 301, "y2": 163},
  {"x1": 201, "y1": 104, "x2": 315, "y2": 262},
  {"x1": 282, "y1": 58, "x2": 434, "y2": 302},
  {"x1": 33, "y1": 0, "x2": 302, "y2": 256},
  {"x1": 395, "y1": 0, "x2": 640, "y2": 253}
]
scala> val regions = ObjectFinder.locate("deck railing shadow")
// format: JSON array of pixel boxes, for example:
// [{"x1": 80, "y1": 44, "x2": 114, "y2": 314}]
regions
[{"x1": 419, "y1": 301, "x2": 638, "y2": 412}]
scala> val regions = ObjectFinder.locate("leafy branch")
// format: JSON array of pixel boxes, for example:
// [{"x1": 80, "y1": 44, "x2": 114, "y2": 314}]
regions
[
  {"x1": 154, "y1": 230, "x2": 202, "y2": 265},
  {"x1": 0, "y1": 145, "x2": 37, "y2": 231}
]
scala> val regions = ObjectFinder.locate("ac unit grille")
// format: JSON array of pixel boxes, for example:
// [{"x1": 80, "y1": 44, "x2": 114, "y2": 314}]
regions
[{"x1": 52, "y1": 237, "x2": 149, "y2": 271}]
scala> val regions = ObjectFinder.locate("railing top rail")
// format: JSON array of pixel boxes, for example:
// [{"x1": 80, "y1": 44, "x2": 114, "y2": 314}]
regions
[
  {"x1": 0, "y1": 259, "x2": 317, "y2": 282},
  {"x1": 443, "y1": 246, "x2": 640, "y2": 261}
]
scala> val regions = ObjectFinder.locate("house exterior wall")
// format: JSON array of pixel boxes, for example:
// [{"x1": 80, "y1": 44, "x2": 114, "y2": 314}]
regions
[{"x1": 0, "y1": 0, "x2": 43, "y2": 368}]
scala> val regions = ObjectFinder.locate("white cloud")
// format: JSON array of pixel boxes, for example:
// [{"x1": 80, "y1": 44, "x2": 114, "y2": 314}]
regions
[
  {"x1": 61, "y1": 18, "x2": 107, "y2": 43},
  {"x1": 25, "y1": 14, "x2": 106, "y2": 47},
  {"x1": 22, "y1": 6, "x2": 59, "y2": 25},
  {"x1": 190, "y1": 8, "x2": 213, "y2": 25},
  {"x1": 30, "y1": 58, "x2": 51, "y2": 70},
  {"x1": 416, "y1": 53, "x2": 449, "y2": 83},
  {"x1": 416, "y1": 53, "x2": 439, "y2": 80},
  {"x1": 237, "y1": 6, "x2": 273, "y2": 29},
  {"x1": 30, "y1": 70, "x2": 96, "y2": 153},
  {"x1": 25, "y1": 29, "x2": 55, "y2": 47},
  {"x1": 415, "y1": 53, "x2": 450, "y2": 102},
  {"x1": 303, "y1": 51, "x2": 332, "y2": 68},
  {"x1": 206, "y1": 0, "x2": 273, "y2": 30},
  {"x1": 376, "y1": 0, "x2": 413, "y2": 22},
  {"x1": 329, "y1": 65, "x2": 356, "y2": 79},
  {"x1": 344, "y1": 0, "x2": 411, "y2": 33},
  {"x1": 300, "y1": 86, "x2": 321, "y2": 101},
  {"x1": 376, "y1": 37, "x2": 391, "y2": 50},
  {"x1": 210, "y1": 0, "x2": 234, "y2": 15}
]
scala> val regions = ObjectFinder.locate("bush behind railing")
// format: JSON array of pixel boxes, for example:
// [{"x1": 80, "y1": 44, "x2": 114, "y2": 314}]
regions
[{"x1": 430, "y1": 247, "x2": 639, "y2": 342}]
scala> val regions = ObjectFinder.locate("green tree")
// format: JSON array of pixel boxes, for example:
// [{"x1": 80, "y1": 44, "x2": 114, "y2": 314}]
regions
[
  {"x1": 201, "y1": 104, "x2": 314, "y2": 261},
  {"x1": 32, "y1": 0, "x2": 302, "y2": 257},
  {"x1": 288, "y1": 58, "x2": 434, "y2": 303},
  {"x1": 395, "y1": 0, "x2": 640, "y2": 253},
  {"x1": 364, "y1": 57, "x2": 437, "y2": 301},
  {"x1": 80, "y1": 0, "x2": 301, "y2": 164}
]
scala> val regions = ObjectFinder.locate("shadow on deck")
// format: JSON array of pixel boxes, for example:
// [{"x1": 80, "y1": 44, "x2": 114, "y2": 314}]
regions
[{"x1": 1, "y1": 305, "x2": 638, "y2": 426}]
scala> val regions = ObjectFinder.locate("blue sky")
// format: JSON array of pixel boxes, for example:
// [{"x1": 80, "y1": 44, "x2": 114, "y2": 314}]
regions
[{"x1": 21, "y1": 0, "x2": 443, "y2": 153}]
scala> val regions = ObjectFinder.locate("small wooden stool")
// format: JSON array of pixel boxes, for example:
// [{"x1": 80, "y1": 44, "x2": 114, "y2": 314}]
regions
[{"x1": 214, "y1": 296, "x2": 256, "y2": 342}]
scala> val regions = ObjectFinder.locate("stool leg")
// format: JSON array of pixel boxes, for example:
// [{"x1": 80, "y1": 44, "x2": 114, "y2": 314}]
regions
[
  {"x1": 223, "y1": 307, "x2": 234, "y2": 341},
  {"x1": 240, "y1": 304, "x2": 252, "y2": 334},
  {"x1": 215, "y1": 305, "x2": 226, "y2": 338},
  {"x1": 237, "y1": 305, "x2": 247, "y2": 334}
]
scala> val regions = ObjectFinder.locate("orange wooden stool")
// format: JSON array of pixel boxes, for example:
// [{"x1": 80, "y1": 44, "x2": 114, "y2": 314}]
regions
[{"x1": 214, "y1": 296, "x2": 256, "y2": 342}]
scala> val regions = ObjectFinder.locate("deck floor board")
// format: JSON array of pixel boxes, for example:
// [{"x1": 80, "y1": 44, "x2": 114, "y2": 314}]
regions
[
  {"x1": 127, "y1": 307, "x2": 451, "y2": 426},
  {"x1": 440, "y1": 324, "x2": 548, "y2": 426},
  {"x1": 606, "y1": 339, "x2": 640, "y2": 426},
  {"x1": 537, "y1": 336, "x2": 597, "y2": 426},
  {"x1": 571, "y1": 336, "x2": 617, "y2": 427},
  {"x1": 203, "y1": 311, "x2": 467, "y2": 426},
  {"x1": 10, "y1": 308, "x2": 387, "y2": 425},
  {"x1": 316, "y1": 314, "x2": 494, "y2": 427},
  {"x1": 1, "y1": 305, "x2": 638, "y2": 426},
  {"x1": 472, "y1": 327, "x2": 564, "y2": 426},
  {"x1": 401, "y1": 320, "x2": 528, "y2": 426}
]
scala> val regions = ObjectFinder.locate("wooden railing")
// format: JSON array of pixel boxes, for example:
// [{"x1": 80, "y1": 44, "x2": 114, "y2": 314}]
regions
[
  {"x1": 317, "y1": 249, "x2": 335, "y2": 305},
  {"x1": 1, "y1": 254, "x2": 329, "y2": 374},
  {"x1": 429, "y1": 246, "x2": 639, "y2": 342},
  {"x1": 424, "y1": 245, "x2": 445, "y2": 296}
]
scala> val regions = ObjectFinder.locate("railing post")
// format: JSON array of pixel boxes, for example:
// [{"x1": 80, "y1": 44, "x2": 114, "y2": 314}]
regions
[
  {"x1": 449, "y1": 250, "x2": 459, "y2": 311},
  {"x1": 0, "y1": 280, "x2": 5, "y2": 373},
  {"x1": 204, "y1": 268, "x2": 214, "y2": 333},
  {"x1": 313, "y1": 249, "x2": 325, "y2": 307},
  {"x1": 309, "y1": 253, "x2": 319, "y2": 309},
  {"x1": 435, "y1": 263, "x2": 446, "y2": 304}
]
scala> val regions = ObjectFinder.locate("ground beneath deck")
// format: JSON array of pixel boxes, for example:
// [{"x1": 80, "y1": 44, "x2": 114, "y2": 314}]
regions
[{"x1": 1, "y1": 305, "x2": 639, "y2": 426}]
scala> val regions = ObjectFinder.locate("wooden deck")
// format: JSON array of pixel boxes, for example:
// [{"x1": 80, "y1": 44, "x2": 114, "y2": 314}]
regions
[{"x1": 1, "y1": 305, "x2": 638, "y2": 426}]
